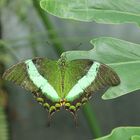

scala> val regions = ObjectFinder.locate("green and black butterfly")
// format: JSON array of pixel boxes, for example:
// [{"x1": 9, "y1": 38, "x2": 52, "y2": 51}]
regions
[{"x1": 3, "y1": 57, "x2": 120, "y2": 125}]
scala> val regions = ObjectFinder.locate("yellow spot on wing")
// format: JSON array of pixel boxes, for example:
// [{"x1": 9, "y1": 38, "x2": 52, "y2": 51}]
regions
[
  {"x1": 49, "y1": 106, "x2": 56, "y2": 113},
  {"x1": 69, "y1": 105, "x2": 76, "y2": 111},
  {"x1": 43, "y1": 103, "x2": 50, "y2": 109},
  {"x1": 36, "y1": 98, "x2": 44, "y2": 102}
]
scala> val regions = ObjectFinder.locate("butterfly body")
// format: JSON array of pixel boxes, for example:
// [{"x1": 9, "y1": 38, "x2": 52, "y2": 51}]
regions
[{"x1": 3, "y1": 57, "x2": 120, "y2": 124}]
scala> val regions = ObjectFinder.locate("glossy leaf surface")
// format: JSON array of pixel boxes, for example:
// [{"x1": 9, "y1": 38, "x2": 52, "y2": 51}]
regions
[{"x1": 40, "y1": 0, "x2": 140, "y2": 26}]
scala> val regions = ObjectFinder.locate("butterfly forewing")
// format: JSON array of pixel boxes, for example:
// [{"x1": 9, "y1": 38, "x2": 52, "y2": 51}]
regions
[
  {"x1": 3, "y1": 58, "x2": 61, "y2": 102},
  {"x1": 63, "y1": 60, "x2": 93, "y2": 99},
  {"x1": 65, "y1": 60, "x2": 120, "y2": 102},
  {"x1": 32, "y1": 58, "x2": 62, "y2": 98},
  {"x1": 2, "y1": 62, "x2": 39, "y2": 92}
]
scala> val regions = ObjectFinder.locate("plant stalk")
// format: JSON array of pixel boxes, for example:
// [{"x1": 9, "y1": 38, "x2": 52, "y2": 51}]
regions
[
  {"x1": 32, "y1": 0, "x2": 64, "y2": 56},
  {"x1": 83, "y1": 103, "x2": 102, "y2": 137}
]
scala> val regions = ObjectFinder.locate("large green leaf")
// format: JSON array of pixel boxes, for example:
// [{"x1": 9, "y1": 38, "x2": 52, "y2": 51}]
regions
[
  {"x1": 61, "y1": 37, "x2": 140, "y2": 100},
  {"x1": 40, "y1": 0, "x2": 140, "y2": 26},
  {"x1": 95, "y1": 127, "x2": 140, "y2": 140}
]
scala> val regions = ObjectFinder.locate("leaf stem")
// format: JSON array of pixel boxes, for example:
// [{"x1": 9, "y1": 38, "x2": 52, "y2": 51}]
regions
[
  {"x1": 32, "y1": 0, "x2": 64, "y2": 56},
  {"x1": 83, "y1": 103, "x2": 102, "y2": 137}
]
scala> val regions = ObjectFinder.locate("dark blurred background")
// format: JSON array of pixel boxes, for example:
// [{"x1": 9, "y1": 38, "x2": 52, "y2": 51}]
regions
[{"x1": 1, "y1": 0, "x2": 140, "y2": 140}]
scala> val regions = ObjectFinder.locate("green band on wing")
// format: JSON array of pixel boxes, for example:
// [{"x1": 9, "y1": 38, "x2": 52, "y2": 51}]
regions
[
  {"x1": 65, "y1": 62, "x2": 100, "y2": 101},
  {"x1": 25, "y1": 60, "x2": 60, "y2": 102}
]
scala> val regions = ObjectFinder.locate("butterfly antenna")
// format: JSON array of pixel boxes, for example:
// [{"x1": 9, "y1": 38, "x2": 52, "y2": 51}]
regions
[{"x1": 73, "y1": 43, "x2": 82, "y2": 50}]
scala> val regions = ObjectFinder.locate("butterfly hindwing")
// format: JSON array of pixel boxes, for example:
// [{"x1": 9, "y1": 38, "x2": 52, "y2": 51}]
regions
[{"x1": 30, "y1": 57, "x2": 61, "y2": 100}]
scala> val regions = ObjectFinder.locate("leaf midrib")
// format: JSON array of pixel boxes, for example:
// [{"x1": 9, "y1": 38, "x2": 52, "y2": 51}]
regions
[
  {"x1": 108, "y1": 60, "x2": 140, "y2": 66},
  {"x1": 71, "y1": 8, "x2": 140, "y2": 17}
]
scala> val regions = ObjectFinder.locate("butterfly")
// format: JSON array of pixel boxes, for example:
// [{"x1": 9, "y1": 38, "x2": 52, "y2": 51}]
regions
[{"x1": 3, "y1": 57, "x2": 120, "y2": 125}]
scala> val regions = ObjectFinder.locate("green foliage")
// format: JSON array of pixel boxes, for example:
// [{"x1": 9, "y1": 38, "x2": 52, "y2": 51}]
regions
[
  {"x1": 61, "y1": 37, "x2": 140, "y2": 100},
  {"x1": 40, "y1": 0, "x2": 140, "y2": 26},
  {"x1": 95, "y1": 127, "x2": 140, "y2": 140}
]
